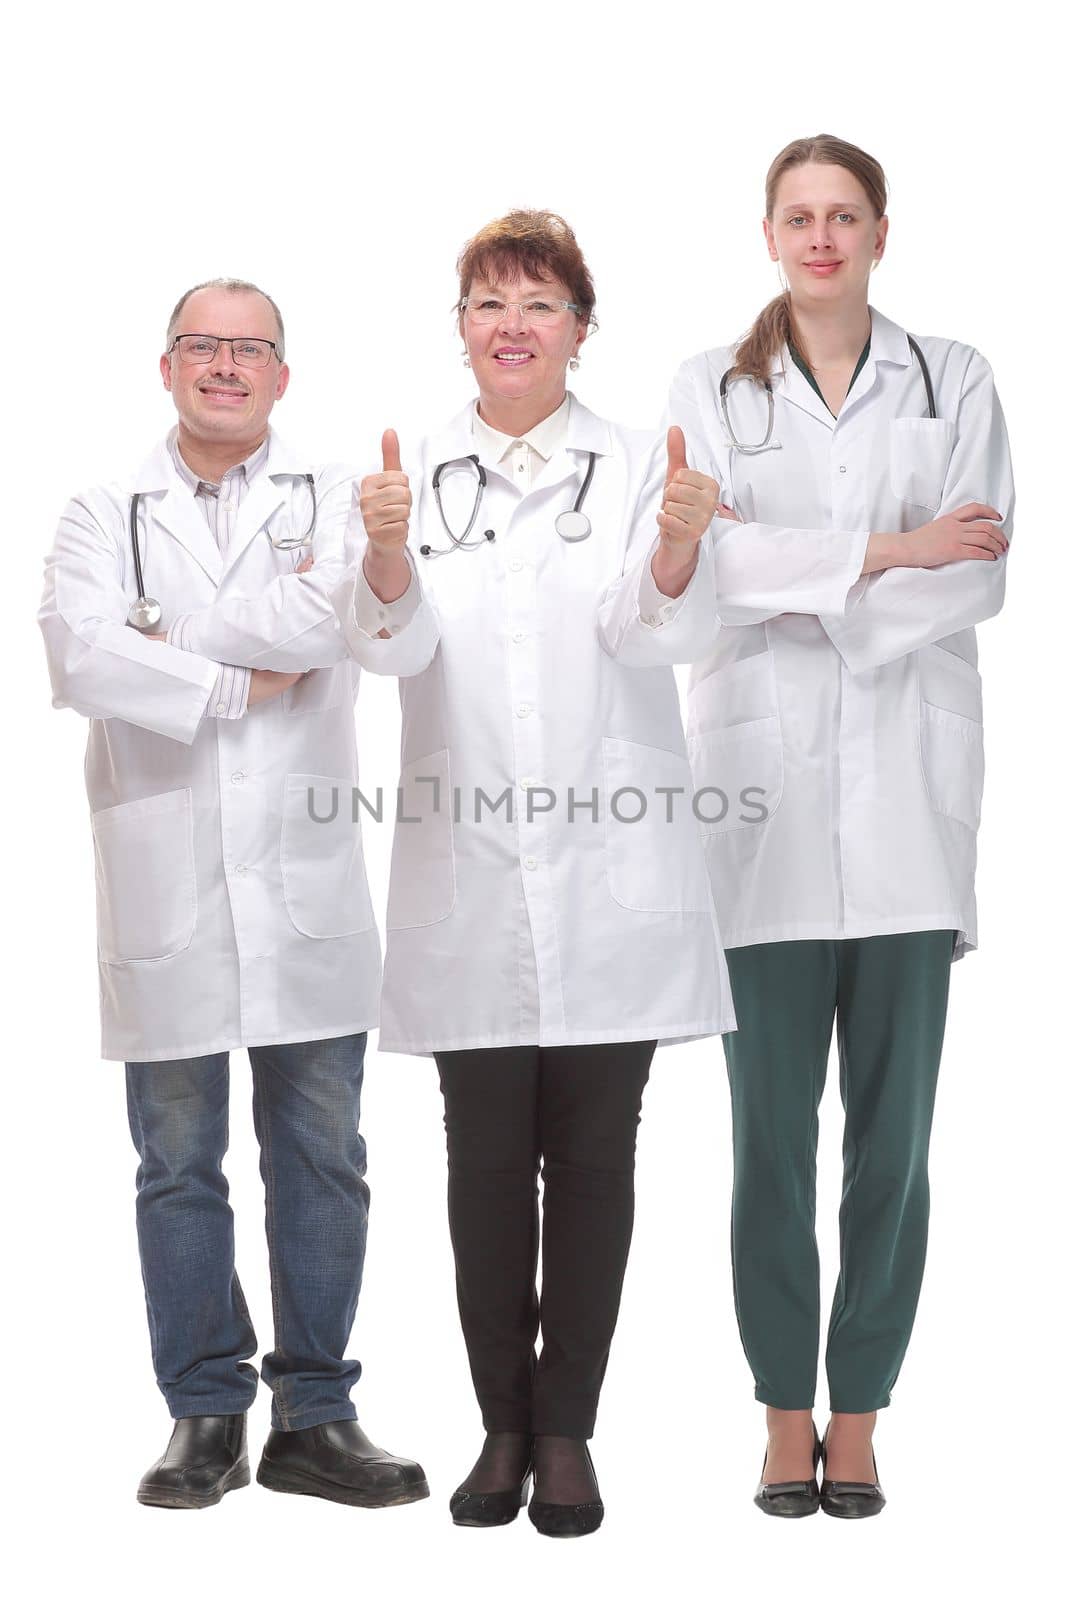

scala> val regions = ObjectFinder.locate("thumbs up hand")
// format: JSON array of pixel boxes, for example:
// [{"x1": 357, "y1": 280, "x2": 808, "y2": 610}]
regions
[
  {"x1": 359, "y1": 429, "x2": 411, "y2": 551},
  {"x1": 656, "y1": 426, "x2": 720, "y2": 548}
]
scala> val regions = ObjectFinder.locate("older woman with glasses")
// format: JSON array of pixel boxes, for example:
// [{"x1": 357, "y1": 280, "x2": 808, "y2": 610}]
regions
[{"x1": 333, "y1": 210, "x2": 734, "y2": 1536}]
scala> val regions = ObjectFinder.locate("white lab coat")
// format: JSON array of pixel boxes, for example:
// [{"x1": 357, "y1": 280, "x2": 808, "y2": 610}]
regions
[
  {"x1": 39, "y1": 431, "x2": 383, "y2": 1061},
  {"x1": 333, "y1": 396, "x2": 735, "y2": 1056},
  {"x1": 665, "y1": 307, "x2": 1014, "y2": 958}
]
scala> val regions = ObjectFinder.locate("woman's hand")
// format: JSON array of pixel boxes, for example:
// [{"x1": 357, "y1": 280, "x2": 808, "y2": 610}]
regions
[
  {"x1": 656, "y1": 427, "x2": 720, "y2": 548},
  {"x1": 360, "y1": 430, "x2": 414, "y2": 614},
  {"x1": 360, "y1": 430, "x2": 411, "y2": 552},
  {"x1": 863, "y1": 502, "x2": 1008, "y2": 574},
  {"x1": 652, "y1": 427, "x2": 719, "y2": 599}
]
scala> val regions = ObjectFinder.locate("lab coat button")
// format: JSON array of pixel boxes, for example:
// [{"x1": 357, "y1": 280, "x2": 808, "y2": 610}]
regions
[
  {"x1": 516, "y1": 702, "x2": 532, "y2": 718},
  {"x1": 523, "y1": 855, "x2": 538, "y2": 870},
  {"x1": 519, "y1": 777, "x2": 536, "y2": 791},
  {"x1": 230, "y1": 771, "x2": 246, "y2": 785},
  {"x1": 839, "y1": 465, "x2": 847, "y2": 473},
  {"x1": 509, "y1": 559, "x2": 523, "y2": 573},
  {"x1": 512, "y1": 630, "x2": 527, "y2": 643},
  {"x1": 234, "y1": 863, "x2": 247, "y2": 876}
]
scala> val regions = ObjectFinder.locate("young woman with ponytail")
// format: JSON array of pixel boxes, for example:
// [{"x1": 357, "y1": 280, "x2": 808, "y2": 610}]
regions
[{"x1": 665, "y1": 135, "x2": 1015, "y2": 1518}]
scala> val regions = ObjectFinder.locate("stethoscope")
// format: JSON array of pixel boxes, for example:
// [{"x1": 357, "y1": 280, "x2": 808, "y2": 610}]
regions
[
  {"x1": 719, "y1": 335, "x2": 936, "y2": 454},
  {"x1": 126, "y1": 473, "x2": 317, "y2": 632},
  {"x1": 419, "y1": 451, "x2": 597, "y2": 559}
]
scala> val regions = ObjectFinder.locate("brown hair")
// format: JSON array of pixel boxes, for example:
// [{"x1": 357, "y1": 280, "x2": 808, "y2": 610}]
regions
[
  {"x1": 456, "y1": 210, "x2": 597, "y2": 325},
  {"x1": 732, "y1": 135, "x2": 887, "y2": 382},
  {"x1": 165, "y1": 277, "x2": 286, "y2": 360}
]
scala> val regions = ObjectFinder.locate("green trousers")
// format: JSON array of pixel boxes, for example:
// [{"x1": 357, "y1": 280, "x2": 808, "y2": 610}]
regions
[{"x1": 723, "y1": 931, "x2": 955, "y2": 1414}]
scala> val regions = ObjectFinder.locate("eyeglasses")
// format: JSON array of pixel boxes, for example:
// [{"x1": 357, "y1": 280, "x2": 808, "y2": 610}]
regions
[
  {"x1": 168, "y1": 334, "x2": 281, "y2": 368},
  {"x1": 460, "y1": 296, "x2": 581, "y2": 326}
]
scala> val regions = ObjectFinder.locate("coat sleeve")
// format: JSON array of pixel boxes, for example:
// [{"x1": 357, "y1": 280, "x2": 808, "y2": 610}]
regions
[
  {"x1": 331, "y1": 474, "x2": 441, "y2": 678},
  {"x1": 164, "y1": 467, "x2": 356, "y2": 671},
  {"x1": 664, "y1": 358, "x2": 870, "y2": 626},
  {"x1": 596, "y1": 432, "x2": 720, "y2": 666},
  {"x1": 39, "y1": 492, "x2": 221, "y2": 745},
  {"x1": 819, "y1": 351, "x2": 1014, "y2": 674}
]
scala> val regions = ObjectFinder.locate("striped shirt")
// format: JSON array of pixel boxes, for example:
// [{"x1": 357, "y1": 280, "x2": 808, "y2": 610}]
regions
[{"x1": 165, "y1": 430, "x2": 270, "y2": 718}]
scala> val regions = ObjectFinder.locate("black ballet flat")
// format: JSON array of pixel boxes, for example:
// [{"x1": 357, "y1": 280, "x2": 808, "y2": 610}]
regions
[
  {"x1": 449, "y1": 1468, "x2": 533, "y2": 1527},
  {"x1": 753, "y1": 1422, "x2": 822, "y2": 1518},
  {"x1": 528, "y1": 1444, "x2": 604, "y2": 1538},
  {"x1": 819, "y1": 1438, "x2": 886, "y2": 1519}
]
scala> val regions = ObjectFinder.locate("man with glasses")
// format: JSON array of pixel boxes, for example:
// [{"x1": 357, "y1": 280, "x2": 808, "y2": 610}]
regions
[{"x1": 39, "y1": 278, "x2": 428, "y2": 1511}]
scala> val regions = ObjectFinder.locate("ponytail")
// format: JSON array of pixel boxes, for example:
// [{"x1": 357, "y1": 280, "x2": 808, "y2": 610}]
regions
[{"x1": 731, "y1": 293, "x2": 795, "y2": 385}]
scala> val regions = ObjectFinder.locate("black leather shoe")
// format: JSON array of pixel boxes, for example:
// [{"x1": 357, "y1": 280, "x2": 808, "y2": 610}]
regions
[
  {"x1": 257, "y1": 1419, "x2": 429, "y2": 1508},
  {"x1": 528, "y1": 1442, "x2": 604, "y2": 1539},
  {"x1": 137, "y1": 1414, "x2": 250, "y2": 1509},
  {"x1": 820, "y1": 1436, "x2": 886, "y2": 1519},
  {"x1": 753, "y1": 1422, "x2": 821, "y2": 1518},
  {"x1": 450, "y1": 1466, "x2": 533, "y2": 1527}
]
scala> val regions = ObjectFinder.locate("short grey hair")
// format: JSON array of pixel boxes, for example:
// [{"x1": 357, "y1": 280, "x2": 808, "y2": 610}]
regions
[{"x1": 165, "y1": 277, "x2": 286, "y2": 360}]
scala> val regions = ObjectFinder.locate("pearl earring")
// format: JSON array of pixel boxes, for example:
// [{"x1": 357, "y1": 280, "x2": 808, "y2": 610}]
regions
[
  {"x1": 569, "y1": 356, "x2": 581, "y2": 372},
  {"x1": 462, "y1": 352, "x2": 471, "y2": 367}
]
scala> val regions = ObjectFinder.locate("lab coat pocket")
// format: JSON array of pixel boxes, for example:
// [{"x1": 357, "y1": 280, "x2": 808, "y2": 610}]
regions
[
  {"x1": 281, "y1": 775, "x2": 376, "y2": 938},
  {"x1": 386, "y1": 748, "x2": 456, "y2": 930},
  {"x1": 687, "y1": 718, "x2": 785, "y2": 837},
  {"x1": 603, "y1": 738, "x2": 712, "y2": 914},
  {"x1": 889, "y1": 417, "x2": 956, "y2": 511},
  {"x1": 686, "y1": 651, "x2": 784, "y2": 834},
  {"x1": 918, "y1": 648, "x2": 985, "y2": 829},
  {"x1": 92, "y1": 788, "x2": 197, "y2": 963},
  {"x1": 687, "y1": 651, "x2": 777, "y2": 735}
]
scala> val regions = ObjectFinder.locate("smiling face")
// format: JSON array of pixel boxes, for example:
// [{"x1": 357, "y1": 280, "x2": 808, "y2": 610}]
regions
[
  {"x1": 764, "y1": 162, "x2": 887, "y2": 309},
  {"x1": 461, "y1": 267, "x2": 587, "y2": 424},
  {"x1": 160, "y1": 286, "x2": 289, "y2": 451}
]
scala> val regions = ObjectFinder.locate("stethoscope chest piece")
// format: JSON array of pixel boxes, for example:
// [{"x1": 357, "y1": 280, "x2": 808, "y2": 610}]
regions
[
  {"x1": 126, "y1": 491, "x2": 163, "y2": 631},
  {"x1": 555, "y1": 510, "x2": 591, "y2": 542},
  {"x1": 128, "y1": 595, "x2": 162, "y2": 631}
]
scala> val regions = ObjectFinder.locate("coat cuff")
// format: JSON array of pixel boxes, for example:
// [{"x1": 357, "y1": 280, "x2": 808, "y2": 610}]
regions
[
  {"x1": 634, "y1": 535, "x2": 711, "y2": 630},
  {"x1": 351, "y1": 548, "x2": 422, "y2": 637}
]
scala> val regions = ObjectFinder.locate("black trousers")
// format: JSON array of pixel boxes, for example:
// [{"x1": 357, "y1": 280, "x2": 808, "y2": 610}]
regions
[{"x1": 435, "y1": 1041, "x2": 655, "y2": 1440}]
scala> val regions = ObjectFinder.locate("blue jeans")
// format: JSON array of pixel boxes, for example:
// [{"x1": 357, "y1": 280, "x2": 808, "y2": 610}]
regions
[{"x1": 125, "y1": 1034, "x2": 369, "y2": 1431}]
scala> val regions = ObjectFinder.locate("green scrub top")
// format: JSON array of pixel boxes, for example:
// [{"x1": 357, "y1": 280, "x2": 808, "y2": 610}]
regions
[{"x1": 787, "y1": 335, "x2": 871, "y2": 418}]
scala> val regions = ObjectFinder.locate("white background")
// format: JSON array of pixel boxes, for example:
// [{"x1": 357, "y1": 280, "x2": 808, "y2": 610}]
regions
[{"x1": 4, "y1": 1, "x2": 1062, "y2": 1595}]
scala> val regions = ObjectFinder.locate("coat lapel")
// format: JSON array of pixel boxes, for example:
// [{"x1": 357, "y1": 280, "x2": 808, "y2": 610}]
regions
[
  {"x1": 130, "y1": 442, "x2": 223, "y2": 586},
  {"x1": 221, "y1": 431, "x2": 316, "y2": 579},
  {"x1": 516, "y1": 394, "x2": 615, "y2": 500},
  {"x1": 772, "y1": 349, "x2": 835, "y2": 431},
  {"x1": 836, "y1": 306, "x2": 914, "y2": 421}
]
